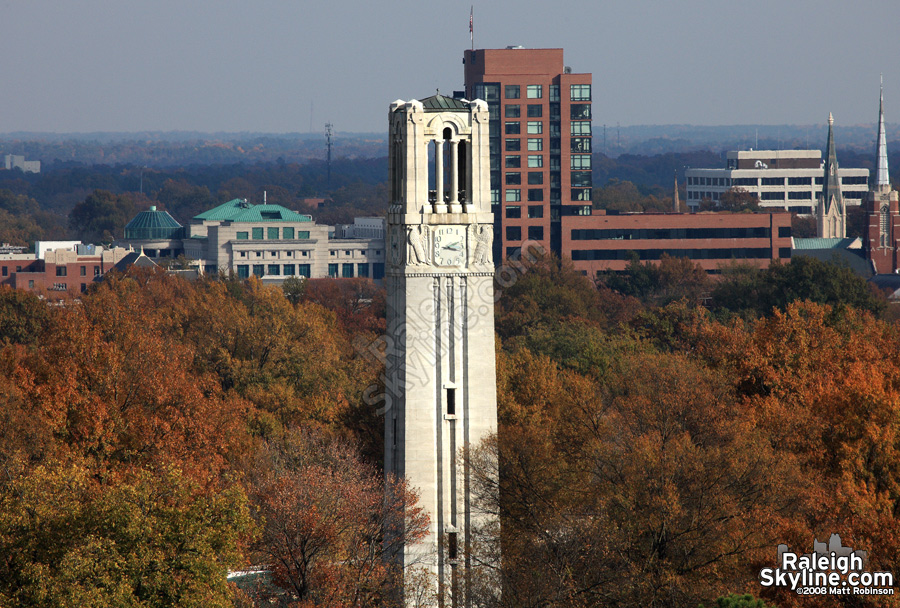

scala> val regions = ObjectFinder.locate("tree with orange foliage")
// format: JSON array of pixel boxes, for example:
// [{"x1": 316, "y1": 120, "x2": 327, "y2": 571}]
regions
[
  {"x1": 477, "y1": 345, "x2": 800, "y2": 608},
  {"x1": 248, "y1": 430, "x2": 428, "y2": 607}
]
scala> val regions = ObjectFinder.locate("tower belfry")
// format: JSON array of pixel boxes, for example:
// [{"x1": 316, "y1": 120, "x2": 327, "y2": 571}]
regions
[{"x1": 385, "y1": 95, "x2": 498, "y2": 606}]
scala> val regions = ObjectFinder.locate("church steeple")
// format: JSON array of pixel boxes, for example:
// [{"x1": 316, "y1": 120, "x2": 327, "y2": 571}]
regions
[
  {"x1": 876, "y1": 80, "x2": 890, "y2": 188},
  {"x1": 821, "y1": 113, "x2": 843, "y2": 214},
  {"x1": 817, "y1": 113, "x2": 846, "y2": 238}
]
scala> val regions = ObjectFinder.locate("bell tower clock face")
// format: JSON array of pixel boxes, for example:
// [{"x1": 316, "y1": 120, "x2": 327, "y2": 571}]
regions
[{"x1": 433, "y1": 226, "x2": 466, "y2": 267}]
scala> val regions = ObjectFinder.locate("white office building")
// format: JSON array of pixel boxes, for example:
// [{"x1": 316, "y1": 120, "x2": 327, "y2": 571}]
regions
[{"x1": 686, "y1": 149, "x2": 869, "y2": 214}]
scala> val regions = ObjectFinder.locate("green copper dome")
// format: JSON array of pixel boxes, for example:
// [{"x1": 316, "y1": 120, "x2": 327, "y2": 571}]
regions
[{"x1": 124, "y1": 206, "x2": 184, "y2": 240}]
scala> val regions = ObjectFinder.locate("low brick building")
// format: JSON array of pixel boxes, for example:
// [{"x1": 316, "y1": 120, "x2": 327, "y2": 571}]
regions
[
  {"x1": 0, "y1": 244, "x2": 139, "y2": 296},
  {"x1": 561, "y1": 210, "x2": 793, "y2": 276}
]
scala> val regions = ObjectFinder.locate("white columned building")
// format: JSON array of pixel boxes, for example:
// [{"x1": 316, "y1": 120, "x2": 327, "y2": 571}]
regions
[{"x1": 384, "y1": 94, "x2": 498, "y2": 607}]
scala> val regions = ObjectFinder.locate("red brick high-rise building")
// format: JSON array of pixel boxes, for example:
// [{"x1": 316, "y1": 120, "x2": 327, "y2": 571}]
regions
[{"x1": 463, "y1": 47, "x2": 592, "y2": 261}]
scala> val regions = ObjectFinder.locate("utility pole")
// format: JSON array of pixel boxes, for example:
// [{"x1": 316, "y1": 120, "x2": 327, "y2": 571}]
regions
[{"x1": 325, "y1": 123, "x2": 334, "y2": 189}]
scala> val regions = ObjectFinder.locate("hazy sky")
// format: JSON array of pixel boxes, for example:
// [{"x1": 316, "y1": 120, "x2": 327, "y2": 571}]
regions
[{"x1": 2, "y1": 0, "x2": 899, "y2": 134}]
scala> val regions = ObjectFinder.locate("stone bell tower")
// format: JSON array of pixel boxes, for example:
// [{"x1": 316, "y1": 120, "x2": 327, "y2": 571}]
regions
[{"x1": 384, "y1": 94, "x2": 498, "y2": 606}]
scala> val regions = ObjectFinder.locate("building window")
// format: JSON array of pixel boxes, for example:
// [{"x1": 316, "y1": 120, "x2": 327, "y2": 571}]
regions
[
  {"x1": 761, "y1": 177, "x2": 784, "y2": 186},
  {"x1": 528, "y1": 189, "x2": 544, "y2": 201},
  {"x1": 80, "y1": 266, "x2": 86, "y2": 276},
  {"x1": 298, "y1": 264, "x2": 311, "y2": 278},
  {"x1": 505, "y1": 122, "x2": 520, "y2": 135},
  {"x1": 570, "y1": 104, "x2": 591, "y2": 120},
  {"x1": 572, "y1": 172, "x2": 592, "y2": 187},
  {"x1": 28, "y1": 280, "x2": 34, "y2": 288},
  {"x1": 570, "y1": 84, "x2": 591, "y2": 101},
  {"x1": 474, "y1": 82, "x2": 500, "y2": 101},
  {"x1": 0, "y1": 267, "x2": 5, "y2": 277},
  {"x1": 283, "y1": 264, "x2": 295, "y2": 276},
  {"x1": 571, "y1": 154, "x2": 592, "y2": 170},
  {"x1": 236, "y1": 231, "x2": 249, "y2": 240},
  {"x1": 571, "y1": 138, "x2": 591, "y2": 153},
  {"x1": 527, "y1": 104, "x2": 542, "y2": 117},
  {"x1": 252, "y1": 227, "x2": 264, "y2": 240},
  {"x1": 236, "y1": 265, "x2": 249, "y2": 278},
  {"x1": 505, "y1": 155, "x2": 521, "y2": 168},
  {"x1": 328, "y1": 263, "x2": 338, "y2": 277},
  {"x1": 527, "y1": 172, "x2": 543, "y2": 185},
  {"x1": 528, "y1": 205, "x2": 544, "y2": 218},
  {"x1": 266, "y1": 264, "x2": 279, "y2": 275},
  {"x1": 528, "y1": 155, "x2": 543, "y2": 168},
  {"x1": 506, "y1": 205, "x2": 521, "y2": 218},
  {"x1": 491, "y1": 189, "x2": 500, "y2": 203},
  {"x1": 528, "y1": 226, "x2": 544, "y2": 240},
  {"x1": 506, "y1": 226, "x2": 522, "y2": 241},
  {"x1": 788, "y1": 191, "x2": 813, "y2": 200},
  {"x1": 505, "y1": 139, "x2": 521, "y2": 152},
  {"x1": 549, "y1": 84, "x2": 560, "y2": 102},
  {"x1": 505, "y1": 84, "x2": 520, "y2": 99},
  {"x1": 357, "y1": 263, "x2": 369, "y2": 278},
  {"x1": 788, "y1": 177, "x2": 812, "y2": 186},
  {"x1": 526, "y1": 85, "x2": 543, "y2": 99},
  {"x1": 505, "y1": 189, "x2": 521, "y2": 202},
  {"x1": 572, "y1": 188, "x2": 592, "y2": 201},
  {"x1": 526, "y1": 121, "x2": 543, "y2": 134},
  {"x1": 571, "y1": 122, "x2": 591, "y2": 136},
  {"x1": 527, "y1": 138, "x2": 543, "y2": 151},
  {"x1": 505, "y1": 172, "x2": 521, "y2": 185},
  {"x1": 267, "y1": 227, "x2": 279, "y2": 240},
  {"x1": 283, "y1": 227, "x2": 295, "y2": 239},
  {"x1": 342, "y1": 263, "x2": 354, "y2": 278},
  {"x1": 505, "y1": 104, "x2": 520, "y2": 118},
  {"x1": 761, "y1": 192, "x2": 784, "y2": 200},
  {"x1": 56, "y1": 266, "x2": 67, "y2": 277},
  {"x1": 253, "y1": 264, "x2": 264, "y2": 276},
  {"x1": 94, "y1": 267, "x2": 100, "y2": 276}
]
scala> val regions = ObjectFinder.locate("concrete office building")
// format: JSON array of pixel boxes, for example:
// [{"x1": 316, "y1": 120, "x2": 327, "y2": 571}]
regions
[
  {"x1": 463, "y1": 47, "x2": 592, "y2": 260},
  {"x1": 119, "y1": 199, "x2": 386, "y2": 281},
  {"x1": 685, "y1": 149, "x2": 868, "y2": 214},
  {"x1": 3, "y1": 154, "x2": 40, "y2": 173}
]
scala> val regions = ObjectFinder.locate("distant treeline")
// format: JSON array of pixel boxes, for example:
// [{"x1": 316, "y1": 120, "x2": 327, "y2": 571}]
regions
[{"x1": 0, "y1": 140, "x2": 897, "y2": 247}]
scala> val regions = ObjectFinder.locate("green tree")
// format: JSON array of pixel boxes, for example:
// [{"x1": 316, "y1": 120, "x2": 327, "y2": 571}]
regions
[
  {"x1": 710, "y1": 257, "x2": 886, "y2": 319},
  {"x1": 68, "y1": 189, "x2": 136, "y2": 242},
  {"x1": 701, "y1": 593, "x2": 776, "y2": 608},
  {"x1": 0, "y1": 461, "x2": 252, "y2": 608},
  {"x1": 718, "y1": 187, "x2": 760, "y2": 212}
]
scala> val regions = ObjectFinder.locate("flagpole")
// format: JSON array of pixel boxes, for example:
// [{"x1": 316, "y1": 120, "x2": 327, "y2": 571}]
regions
[{"x1": 470, "y1": 6, "x2": 474, "y2": 51}]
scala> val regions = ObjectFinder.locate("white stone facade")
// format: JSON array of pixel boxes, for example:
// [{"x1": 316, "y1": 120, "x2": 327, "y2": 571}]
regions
[{"x1": 384, "y1": 96, "x2": 498, "y2": 606}]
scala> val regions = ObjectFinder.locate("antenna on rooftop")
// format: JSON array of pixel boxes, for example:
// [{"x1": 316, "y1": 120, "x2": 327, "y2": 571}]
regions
[{"x1": 325, "y1": 123, "x2": 334, "y2": 189}]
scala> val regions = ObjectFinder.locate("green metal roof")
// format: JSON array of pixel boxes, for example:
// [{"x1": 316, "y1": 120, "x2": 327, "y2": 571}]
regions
[
  {"x1": 124, "y1": 206, "x2": 183, "y2": 240},
  {"x1": 792, "y1": 237, "x2": 855, "y2": 250},
  {"x1": 229, "y1": 204, "x2": 312, "y2": 223},
  {"x1": 193, "y1": 199, "x2": 253, "y2": 221},
  {"x1": 420, "y1": 94, "x2": 470, "y2": 112},
  {"x1": 193, "y1": 199, "x2": 312, "y2": 223}
]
